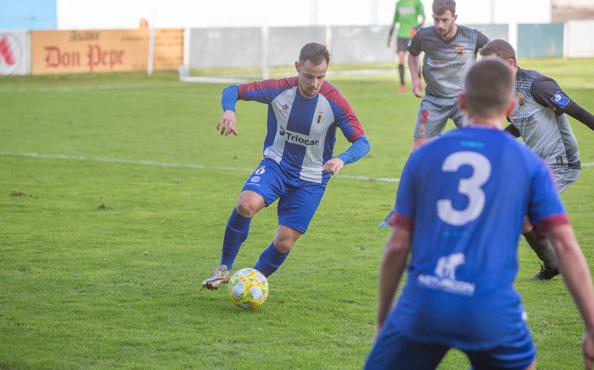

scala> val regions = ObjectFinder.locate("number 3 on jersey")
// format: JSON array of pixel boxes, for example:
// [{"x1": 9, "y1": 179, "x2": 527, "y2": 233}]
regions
[{"x1": 437, "y1": 151, "x2": 491, "y2": 226}]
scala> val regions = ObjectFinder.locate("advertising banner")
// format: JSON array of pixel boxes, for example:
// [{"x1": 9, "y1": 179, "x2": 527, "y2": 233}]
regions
[
  {"x1": 31, "y1": 29, "x2": 183, "y2": 74},
  {"x1": 0, "y1": 30, "x2": 31, "y2": 75}
]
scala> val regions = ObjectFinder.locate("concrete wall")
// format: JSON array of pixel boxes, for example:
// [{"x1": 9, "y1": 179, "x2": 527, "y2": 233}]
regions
[
  {"x1": 268, "y1": 27, "x2": 327, "y2": 66},
  {"x1": 467, "y1": 24, "x2": 509, "y2": 41},
  {"x1": 331, "y1": 26, "x2": 392, "y2": 64},
  {"x1": 518, "y1": 23, "x2": 564, "y2": 58},
  {"x1": 566, "y1": 20, "x2": 594, "y2": 58},
  {"x1": 189, "y1": 28, "x2": 262, "y2": 69}
]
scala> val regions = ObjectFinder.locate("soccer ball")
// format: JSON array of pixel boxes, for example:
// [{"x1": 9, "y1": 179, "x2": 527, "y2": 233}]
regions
[{"x1": 228, "y1": 268, "x2": 269, "y2": 309}]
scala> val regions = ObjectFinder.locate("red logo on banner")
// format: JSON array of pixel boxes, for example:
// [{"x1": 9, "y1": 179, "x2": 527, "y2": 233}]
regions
[
  {"x1": 44, "y1": 44, "x2": 125, "y2": 71},
  {"x1": 0, "y1": 37, "x2": 16, "y2": 65}
]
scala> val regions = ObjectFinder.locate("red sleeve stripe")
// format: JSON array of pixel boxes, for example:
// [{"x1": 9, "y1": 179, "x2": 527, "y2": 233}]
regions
[
  {"x1": 321, "y1": 82, "x2": 365, "y2": 142},
  {"x1": 533, "y1": 214, "x2": 570, "y2": 238},
  {"x1": 238, "y1": 77, "x2": 298, "y2": 99},
  {"x1": 388, "y1": 212, "x2": 414, "y2": 232}
]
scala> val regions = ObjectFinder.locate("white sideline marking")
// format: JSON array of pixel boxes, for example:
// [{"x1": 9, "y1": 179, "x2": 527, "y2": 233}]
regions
[{"x1": 0, "y1": 152, "x2": 400, "y2": 183}]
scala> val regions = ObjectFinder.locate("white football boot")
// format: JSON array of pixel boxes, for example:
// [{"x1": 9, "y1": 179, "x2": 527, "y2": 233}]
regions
[{"x1": 202, "y1": 264, "x2": 231, "y2": 290}]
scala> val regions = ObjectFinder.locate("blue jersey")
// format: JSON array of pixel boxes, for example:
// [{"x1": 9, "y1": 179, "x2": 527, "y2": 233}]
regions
[
  {"x1": 237, "y1": 78, "x2": 364, "y2": 184},
  {"x1": 388, "y1": 126, "x2": 569, "y2": 350}
]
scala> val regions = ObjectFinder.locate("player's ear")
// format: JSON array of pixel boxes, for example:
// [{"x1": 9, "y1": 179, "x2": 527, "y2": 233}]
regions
[
  {"x1": 458, "y1": 92, "x2": 468, "y2": 112},
  {"x1": 295, "y1": 61, "x2": 300, "y2": 74},
  {"x1": 506, "y1": 98, "x2": 516, "y2": 116}
]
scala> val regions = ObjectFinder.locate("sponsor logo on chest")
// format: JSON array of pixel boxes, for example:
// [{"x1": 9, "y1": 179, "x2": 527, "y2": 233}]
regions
[{"x1": 279, "y1": 127, "x2": 319, "y2": 146}]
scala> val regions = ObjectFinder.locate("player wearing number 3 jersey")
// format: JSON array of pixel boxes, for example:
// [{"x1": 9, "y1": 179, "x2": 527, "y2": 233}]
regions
[{"x1": 364, "y1": 59, "x2": 594, "y2": 369}]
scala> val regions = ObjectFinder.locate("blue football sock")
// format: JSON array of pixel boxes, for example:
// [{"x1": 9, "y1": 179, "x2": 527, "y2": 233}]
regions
[
  {"x1": 220, "y1": 208, "x2": 251, "y2": 269},
  {"x1": 253, "y1": 243, "x2": 290, "y2": 277}
]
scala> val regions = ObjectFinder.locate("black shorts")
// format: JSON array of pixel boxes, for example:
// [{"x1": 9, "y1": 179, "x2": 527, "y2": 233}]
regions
[{"x1": 397, "y1": 37, "x2": 410, "y2": 52}]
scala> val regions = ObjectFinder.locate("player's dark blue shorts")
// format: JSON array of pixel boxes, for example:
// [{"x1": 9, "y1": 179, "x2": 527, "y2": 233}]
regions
[
  {"x1": 365, "y1": 321, "x2": 536, "y2": 370},
  {"x1": 242, "y1": 158, "x2": 326, "y2": 234}
]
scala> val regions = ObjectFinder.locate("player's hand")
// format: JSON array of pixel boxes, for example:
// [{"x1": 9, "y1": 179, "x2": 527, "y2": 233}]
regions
[
  {"x1": 323, "y1": 158, "x2": 345, "y2": 176},
  {"x1": 412, "y1": 78, "x2": 424, "y2": 98},
  {"x1": 216, "y1": 110, "x2": 238, "y2": 136},
  {"x1": 584, "y1": 330, "x2": 594, "y2": 370},
  {"x1": 409, "y1": 28, "x2": 417, "y2": 38}
]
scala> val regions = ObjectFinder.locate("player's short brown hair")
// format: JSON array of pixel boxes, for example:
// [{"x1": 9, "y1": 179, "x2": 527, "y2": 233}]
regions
[
  {"x1": 479, "y1": 39, "x2": 517, "y2": 62},
  {"x1": 464, "y1": 58, "x2": 515, "y2": 117},
  {"x1": 433, "y1": 0, "x2": 456, "y2": 16},
  {"x1": 299, "y1": 43, "x2": 330, "y2": 66}
]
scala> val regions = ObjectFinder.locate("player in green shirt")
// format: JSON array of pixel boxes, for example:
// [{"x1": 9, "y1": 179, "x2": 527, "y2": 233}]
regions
[{"x1": 387, "y1": 0, "x2": 425, "y2": 93}]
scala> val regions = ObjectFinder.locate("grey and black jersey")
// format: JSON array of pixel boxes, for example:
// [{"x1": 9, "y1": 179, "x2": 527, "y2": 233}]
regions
[
  {"x1": 408, "y1": 25, "x2": 489, "y2": 98},
  {"x1": 509, "y1": 68, "x2": 580, "y2": 169}
]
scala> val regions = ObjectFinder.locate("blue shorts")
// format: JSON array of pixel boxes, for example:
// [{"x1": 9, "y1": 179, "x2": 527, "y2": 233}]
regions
[
  {"x1": 242, "y1": 159, "x2": 326, "y2": 234},
  {"x1": 365, "y1": 324, "x2": 536, "y2": 370}
]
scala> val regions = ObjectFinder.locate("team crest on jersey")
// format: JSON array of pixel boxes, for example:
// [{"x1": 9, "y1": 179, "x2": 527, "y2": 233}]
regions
[
  {"x1": 455, "y1": 44, "x2": 465, "y2": 56},
  {"x1": 316, "y1": 111, "x2": 324, "y2": 124},
  {"x1": 516, "y1": 92, "x2": 525, "y2": 107}
]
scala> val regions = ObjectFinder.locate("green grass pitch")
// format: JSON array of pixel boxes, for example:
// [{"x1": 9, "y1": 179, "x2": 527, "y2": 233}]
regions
[{"x1": 1, "y1": 58, "x2": 593, "y2": 369}]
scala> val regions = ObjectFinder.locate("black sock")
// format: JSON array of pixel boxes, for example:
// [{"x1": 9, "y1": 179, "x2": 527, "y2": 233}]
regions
[{"x1": 398, "y1": 64, "x2": 405, "y2": 86}]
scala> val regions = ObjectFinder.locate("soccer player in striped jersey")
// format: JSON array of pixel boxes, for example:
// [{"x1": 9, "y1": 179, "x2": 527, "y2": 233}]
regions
[
  {"x1": 480, "y1": 39, "x2": 594, "y2": 280},
  {"x1": 202, "y1": 43, "x2": 370, "y2": 289},
  {"x1": 365, "y1": 58, "x2": 594, "y2": 370}
]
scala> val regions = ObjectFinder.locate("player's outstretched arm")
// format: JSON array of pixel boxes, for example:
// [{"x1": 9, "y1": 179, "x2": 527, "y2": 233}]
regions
[
  {"x1": 531, "y1": 78, "x2": 594, "y2": 131},
  {"x1": 325, "y1": 135, "x2": 370, "y2": 176},
  {"x1": 565, "y1": 102, "x2": 594, "y2": 131},
  {"x1": 547, "y1": 224, "x2": 594, "y2": 369},
  {"x1": 218, "y1": 85, "x2": 239, "y2": 136},
  {"x1": 377, "y1": 226, "x2": 411, "y2": 331}
]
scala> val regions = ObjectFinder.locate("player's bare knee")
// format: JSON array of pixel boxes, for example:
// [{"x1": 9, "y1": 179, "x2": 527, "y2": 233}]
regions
[
  {"x1": 236, "y1": 201, "x2": 258, "y2": 218},
  {"x1": 273, "y1": 239, "x2": 294, "y2": 253},
  {"x1": 273, "y1": 229, "x2": 300, "y2": 253},
  {"x1": 413, "y1": 138, "x2": 428, "y2": 150},
  {"x1": 236, "y1": 192, "x2": 264, "y2": 217}
]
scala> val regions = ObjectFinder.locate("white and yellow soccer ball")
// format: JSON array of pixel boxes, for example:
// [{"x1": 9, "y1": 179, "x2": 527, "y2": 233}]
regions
[{"x1": 228, "y1": 268, "x2": 269, "y2": 310}]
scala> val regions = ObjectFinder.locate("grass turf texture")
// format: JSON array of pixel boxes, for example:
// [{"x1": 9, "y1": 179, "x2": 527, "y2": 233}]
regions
[{"x1": 1, "y1": 58, "x2": 593, "y2": 369}]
